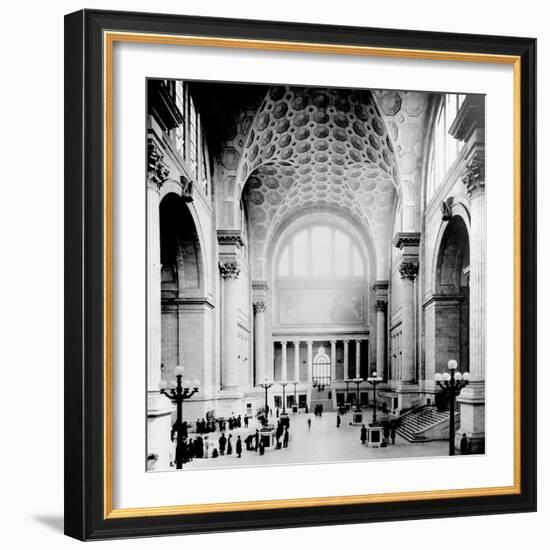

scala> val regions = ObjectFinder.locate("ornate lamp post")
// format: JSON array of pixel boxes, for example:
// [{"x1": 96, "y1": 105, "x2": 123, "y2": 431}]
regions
[
  {"x1": 435, "y1": 359, "x2": 470, "y2": 456},
  {"x1": 367, "y1": 371, "x2": 383, "y2": 424},
  {"x1": 344, "y1": 378, "x2": 352, "y2": 406},
  {"x1": 258, "y1": 378, "x2": 273, "y2": 416},
  {"x1": 159, "y1": 365, "x2": 199, "y2": 470},
  {"x1": 279, "y1": 380, "x2": 289, "y2": 413}
]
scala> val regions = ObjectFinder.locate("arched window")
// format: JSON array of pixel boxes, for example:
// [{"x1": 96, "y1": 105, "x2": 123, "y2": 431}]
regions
[
  {"x1": 426, "y1": 94, "x2": 466, "y2": 202},
  {"x1": 277, "y1": 225, "x2": 364, "y2": 278}
]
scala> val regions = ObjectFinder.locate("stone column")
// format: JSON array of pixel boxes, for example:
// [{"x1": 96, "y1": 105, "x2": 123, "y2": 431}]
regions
[
  {"x1": 219, "y1": 261, "x2": 240, "y2": 388},
  {"x1": 281, "y1": 340, "x2": 288, "y2": 381},
  {"x1": 306, "y1": 340, "x2": 313, "y2": 383},
  {"x1": 330, "y1": 340, "x2": 337, "y2": 382},
  {"x1": 355, "y1": 340, "x2": 362, "y2": 378},
  {"x1": 393, "y1": 233, "x2": 421, "y2": 411},
  {"x1": 457, "y1": 152, "x2": 486, "y2": 453},
  {"x1": 146, "y1": 140, "x2": 172, "y2": 471},
  {"x1": 253, "y1": 301, "x2": 267, "y2": 385},
  {"x1": 293, "y1": 340, "x2": 300, "y2": 382},
  {"x1": 399, "y1": 263, "x2": 418, "y2": 383},
  {"x1": 343, "y1": 340, "x2": 349, "y2": 379},
  {"x1": 373, "y1": 281, "x2": 389, "y2": 381},
  {"x1": 375, "y1": 301, "x2": 387, "y2": 380}
]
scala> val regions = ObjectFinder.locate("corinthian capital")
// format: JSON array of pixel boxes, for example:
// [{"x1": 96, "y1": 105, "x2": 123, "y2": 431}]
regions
[
  {"x1": 399, "y1": 261, "x2": 419, "y2": 281},
  {"x1": 147, "y1": 140, "x2": 170, "y2": 188},
  {"x1": 219, "y1": 261, "x2": 240, "y2": 279},
  {"x1": 375, "y1": 300, "x2": 387, "y2": 313},
  {"x1": 253, "y1": 301, "x2": 267, "y2": 314},
  {"x1": 463, "y1": 155, "x2": 485, "y2": 197}
]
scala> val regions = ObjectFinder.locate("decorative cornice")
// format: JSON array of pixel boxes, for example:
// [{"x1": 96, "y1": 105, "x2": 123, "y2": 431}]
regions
[
  {"x1": 393, "y1": 232, "x2": 421, "y2": 249},
  {"x1": 219, "y1": 261, "x2": 241, "y2": 279},
  {"x1": 252, "y1": 280, "x2": 269, "y2": 292},
  {"x1": 147, "y1": 140, "x2": 170, "y2": 188},
  {"x1": 399, "y1": 261, "x2": 419, "y2": 281},
  {"x1": 448, "y1": 95, "x2": 485, "y2": 142},
  {"x1": 217, "y1": 229, "x2": 244, "y2": 247},
  {"x1": 373, "y1": 280, "x2": 389, "y2": 291},
  {"x1": 463, "y1": 155, "x2": 485, "y2": 197},
  {"x1": 253, "y1": 301, "x2": 267, "y2": 314},
  {"x1": 375, "y1": 300, "x2": 388, "y2": 313}
]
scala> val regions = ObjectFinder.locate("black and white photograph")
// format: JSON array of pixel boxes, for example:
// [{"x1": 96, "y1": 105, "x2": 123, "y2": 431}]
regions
[{"x1": 146, "y1": 80, "x2": 486, "y2": 472}]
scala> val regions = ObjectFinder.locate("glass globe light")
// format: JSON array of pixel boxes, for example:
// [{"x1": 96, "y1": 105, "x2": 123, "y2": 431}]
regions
[
  {"x1": 447, "y1": 359, "x2": 458, "y2": 370},
  {"x1": 454, "y1": 372, "x2": 463, "y2": 381},
  {"x1": 158, "y1": 379, "x2": 167, "y2": 390},
  {"x1": 434, "y1": 373, "x2": 442, "y2": 382},
  {"x1": 462, "y1": 372, "x2": 470, "y2": 381},
  {"x1": 192, "y1": 379, "x2": 200, "y2": 389},
  {"x1": 442, "y1": 372, "x2": 451, "y2": 382},
  {"x1": 182, "y1": 379, "x2": 191, "y2": 388},
  {"x1": 174, "y1": 365, "x2": 185, "y2": 377}
]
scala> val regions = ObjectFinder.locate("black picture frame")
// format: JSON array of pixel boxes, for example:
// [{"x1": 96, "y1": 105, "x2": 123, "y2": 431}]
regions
[{"x1": 64, "y1": 9, "x2": 537, "y2": 541}]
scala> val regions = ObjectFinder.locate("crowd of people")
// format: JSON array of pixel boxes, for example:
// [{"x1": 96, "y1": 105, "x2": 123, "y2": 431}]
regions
[{"x1": 169, "y1": 411, "x2": 292, "y2": 467}]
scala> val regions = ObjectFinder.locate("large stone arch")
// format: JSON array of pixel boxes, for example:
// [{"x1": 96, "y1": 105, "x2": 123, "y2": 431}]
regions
[
  {"x1": 237, "y1": 86, "x2": 399, "y2": 280},
  {"x1": 424, "y1": 214, "x2": 470, "y2": 388},
  {"x1": 159, "y1": 192, "x2": 211, "y2": 393}
]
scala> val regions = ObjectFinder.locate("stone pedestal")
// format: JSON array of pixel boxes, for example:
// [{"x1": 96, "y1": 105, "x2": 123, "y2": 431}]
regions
[
  {"x1": 456, "y1": 381, "x2": 486, "y2": 453},
  {"x1": 366, "y1": 424, "x2": 384, "y2": 447},
  {"x1": 147, "y1": 393, "x2": 174, "y2": 471}
]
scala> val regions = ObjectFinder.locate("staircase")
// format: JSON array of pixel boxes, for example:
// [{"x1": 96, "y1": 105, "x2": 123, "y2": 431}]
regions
[
  {"x1": 395, "y1": 404, "x2": 460, "y2": 443},
  {"x1": 310, "y1": 387, "x2": 334, "y2": 413}
]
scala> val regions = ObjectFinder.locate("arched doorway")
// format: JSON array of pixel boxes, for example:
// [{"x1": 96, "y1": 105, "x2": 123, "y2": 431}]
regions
[
  {"x1": 425, "y1": 214, "x2": 470, "y2": 387},
  {"x1": 312, "y1": 346, "x2": 331, "y2": 388}
]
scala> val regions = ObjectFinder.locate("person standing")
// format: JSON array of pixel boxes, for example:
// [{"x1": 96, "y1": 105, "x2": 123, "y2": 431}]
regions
[
  {"x1": 227, "y1": 434, "x2": 233, "y2": 455},
  {"x1": 254, "y1": 429, "x2": 260, "y2": 452},
  {"x1": 360, "y1": 424, "x2": 367, "y2": 445},
  {"x1": 307, "y1": 417, "x2": 312, "y2": 430},
  {"x1": 259, "y1": 439, "x2": 265, "y2": 456},
  {"x1": 336, "y1": 413, "x2": 341, "y2": 428},
  {"x1": 390, "y1": 424, "x2": 396, "y2": 445},
  {"x1": 383, "y1": 424, "x2": 390, "y2": 445},
  {"x1": 244, "y1": 415, "x2": 249, "y2": 428},
  {"x1": 460, "y1": 433, "x2": 470, "y2": 455},
  {"x1": 283, "y1": 428, "x2": 289, "y2": 448},
  {"x1": 236, "y1": 435, "x2": 242, "y2": 458},
  {"x1": 219, "y1": 432, "x2": 227, "y2": 455}
]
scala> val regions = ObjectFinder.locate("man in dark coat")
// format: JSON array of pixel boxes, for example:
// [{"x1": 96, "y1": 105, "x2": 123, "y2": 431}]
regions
[
  {"x1": 283, "y1": 428, "x2": 289, "y2": 448},
  {"x1": 244, "y1": 415, "x2": 249, "y2": 428},
  {"x1": 254, "y1": 429, "x2": 260, "y2": 452},
  {"x1": 336, "y1": 414, "x2": 341, "y2": 428},
  {"x1": 360, "y1": 424, "x2": 367, "y2": 445},
  {"x1": 195, "y1": 436, "x2": 204, "y2": 458},
  {"x1": 259, "y1": 439, "x2": 265, "y2": 456},
  {"x1": 390, "y1": 424, "x2": 396, "y2": 445},
  {"x1": 236, "y1": 435, "x2": 243, "y2": 458},
  {"x1": 219, "y1": 433, "x2": 227, "y2": 455}
]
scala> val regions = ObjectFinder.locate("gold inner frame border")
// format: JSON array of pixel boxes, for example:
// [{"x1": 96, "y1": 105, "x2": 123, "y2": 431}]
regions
[{"x1": 102, "y1": 30, "x2": 522, "y2": 520}]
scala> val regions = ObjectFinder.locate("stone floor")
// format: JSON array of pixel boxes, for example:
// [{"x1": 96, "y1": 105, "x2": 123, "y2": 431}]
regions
[{"x1": 176, "y1": 409, "x2": 448, "y2": 471}]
